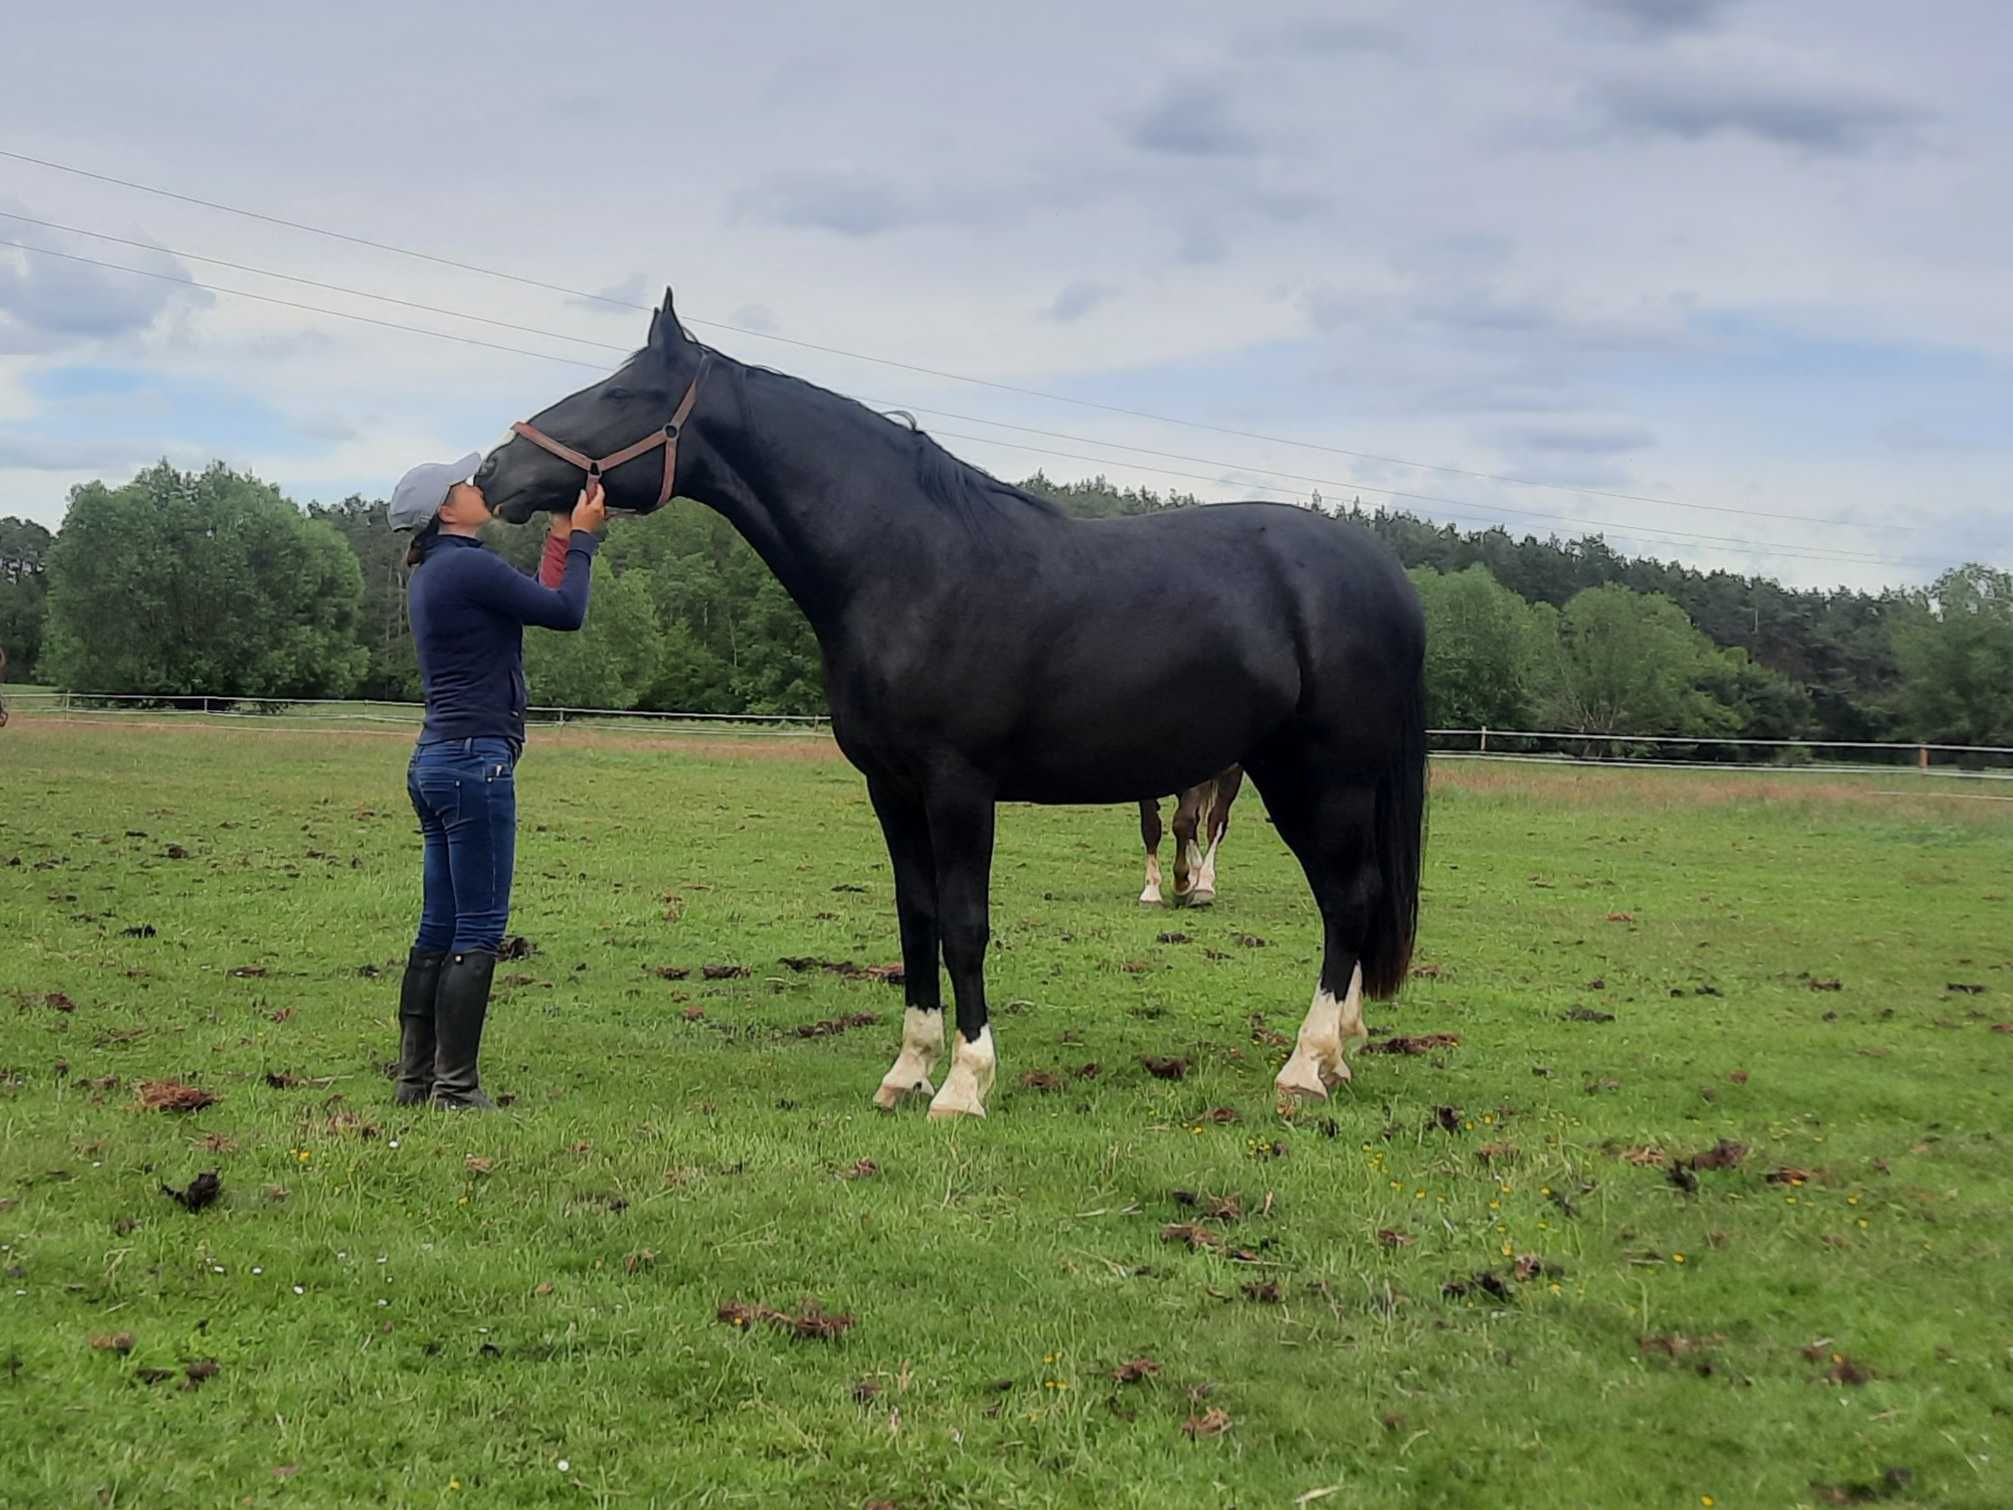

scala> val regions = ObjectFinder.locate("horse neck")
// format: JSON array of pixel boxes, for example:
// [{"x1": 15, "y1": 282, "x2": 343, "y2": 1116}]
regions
[{"x1": 677, "y1": 362, "x2": 971, "y2": 630}]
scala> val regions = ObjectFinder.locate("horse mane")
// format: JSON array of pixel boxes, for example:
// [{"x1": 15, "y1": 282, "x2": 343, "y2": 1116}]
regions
[{"x1": 716, "y1": 351, "x2": 1062, "y2": 531}]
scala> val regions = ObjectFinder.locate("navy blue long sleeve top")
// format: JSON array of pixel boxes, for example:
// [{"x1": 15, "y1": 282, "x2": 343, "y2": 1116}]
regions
[{"x1": 408, "y1": 531, "x2": 600, "y2": 751}]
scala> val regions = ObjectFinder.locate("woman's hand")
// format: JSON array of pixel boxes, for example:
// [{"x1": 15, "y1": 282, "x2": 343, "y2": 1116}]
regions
[{"x1": 570, "y1": 479, "x2": 609, "y2": 536}]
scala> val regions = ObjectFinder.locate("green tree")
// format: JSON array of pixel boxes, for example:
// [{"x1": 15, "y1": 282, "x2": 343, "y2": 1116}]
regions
[
  {"x1": 1, "y1": 515, "x2": 55, "y2": 682},
  {"x1": 523, "y1": 565, "x2": 663, "y2": 711},
  {"x1": 1544, "y1": 584, "x2": 1741, "y2": 738},
  {"x1": 1019, "y1": 471, "x2": 1197, "y2": 518},
  {"x1": 44, "y1": 462, "x2": 367, "y2": 701},
  {"x1": 1893, "y1": 565, "x2": 2013, "y2": 746},
  {"x1": 1408, "y1": 563, "x2": 1555, "y2": 729},
  {"x1": 308, "y1": 495, "x2": 419, "y2": 700},
  {"x1": 598, "y1": 501, "x2": 825, "y2": 714},
  {"x1": 647, "y1": 617, "x2": 735, "y2": 712}
]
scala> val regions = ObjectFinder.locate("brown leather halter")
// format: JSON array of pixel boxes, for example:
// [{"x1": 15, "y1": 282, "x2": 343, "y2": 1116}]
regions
[{"x1": 510, "y1": 356, "x2": 710, "y2": 512}]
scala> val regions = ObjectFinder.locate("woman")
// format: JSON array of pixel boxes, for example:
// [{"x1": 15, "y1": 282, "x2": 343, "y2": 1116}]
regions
[{"x1": 388, "y1": 452, "x2": 608, "y2": 1110}]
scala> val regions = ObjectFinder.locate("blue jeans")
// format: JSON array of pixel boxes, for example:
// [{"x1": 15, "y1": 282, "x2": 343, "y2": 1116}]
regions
[{"x1": 408, "y1": 738, "x2": 517, "y2": 955}]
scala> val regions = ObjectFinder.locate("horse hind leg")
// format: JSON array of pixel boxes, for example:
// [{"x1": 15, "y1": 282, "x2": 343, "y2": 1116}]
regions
[
  {"x1": 1138, "y1": 799, "x2": 1165, "y2": 906},
  {"x1": 1276, "y1": 963, "x2": 1367, "y2": 1102},
  {"x1": 1256, "y1": 773, "x2": 1378, "y2": 1102},
  {"x1": 1190, "y1": 767, "x2": 1242, "y2": 908},
  {"x1": 1168, "y1": 781, "x2": 1211, "y2": 906}
]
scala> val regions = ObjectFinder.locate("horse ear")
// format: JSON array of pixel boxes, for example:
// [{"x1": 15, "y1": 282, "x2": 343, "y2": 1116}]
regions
[{"x1": 650, "y1": 286, "x2": 684, "y2": 358}]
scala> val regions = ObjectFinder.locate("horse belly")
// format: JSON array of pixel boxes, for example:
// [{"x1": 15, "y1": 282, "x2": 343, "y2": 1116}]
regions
[{"x1": 995, "y1": 669, "x2": 1284, "y2": 805}]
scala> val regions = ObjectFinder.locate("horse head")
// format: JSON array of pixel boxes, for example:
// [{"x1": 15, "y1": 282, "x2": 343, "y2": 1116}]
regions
[{"x1": 476, "y1": 288, "x2": 705, "y2": 524}]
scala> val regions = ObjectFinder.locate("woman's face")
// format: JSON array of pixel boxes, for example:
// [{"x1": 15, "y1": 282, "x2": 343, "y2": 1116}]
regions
[{"x1": 438, "y1": 481, "x2": 494, "y2": 529}]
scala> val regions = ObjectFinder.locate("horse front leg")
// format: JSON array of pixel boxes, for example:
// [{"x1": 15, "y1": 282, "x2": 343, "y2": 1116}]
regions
[
  {"x1": 924, "y1": 780, "x2": 998, "y2": 1120},
  {"x1": 868, "y1": 778, "x2": 945, "y2": 1110}
]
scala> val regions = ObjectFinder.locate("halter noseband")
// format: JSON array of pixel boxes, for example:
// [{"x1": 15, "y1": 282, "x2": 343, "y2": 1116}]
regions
[{"x1": 510, "y1": 356, "x2": 711, "y2": 512}]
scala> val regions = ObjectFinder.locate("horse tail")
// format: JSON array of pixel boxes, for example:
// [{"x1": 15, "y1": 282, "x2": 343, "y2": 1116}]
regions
[{"x1": 1360, "y1": 639, "x2": 1427, "y2": 1000}]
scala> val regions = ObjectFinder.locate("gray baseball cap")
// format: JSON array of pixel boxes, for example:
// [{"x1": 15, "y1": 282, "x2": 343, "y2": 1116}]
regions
[{"x1": 388, "y1": 452, "x2": 483, "y2": 531}]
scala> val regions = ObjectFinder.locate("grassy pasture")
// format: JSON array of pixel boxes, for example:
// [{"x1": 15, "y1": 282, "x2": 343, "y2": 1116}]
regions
[{"x1": 2, "y1": 717, "x2": 2010, "y2": 1508}]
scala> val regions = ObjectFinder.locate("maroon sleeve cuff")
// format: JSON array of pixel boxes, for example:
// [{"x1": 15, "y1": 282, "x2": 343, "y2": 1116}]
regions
[{"x1": 537, "y1": 527, "x2": 570, "y2": 587}]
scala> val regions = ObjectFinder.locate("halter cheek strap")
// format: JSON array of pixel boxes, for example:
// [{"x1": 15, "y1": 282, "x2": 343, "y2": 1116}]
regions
[{"x1": 511, "y1": 355, "x2": 710, "y2": 512}]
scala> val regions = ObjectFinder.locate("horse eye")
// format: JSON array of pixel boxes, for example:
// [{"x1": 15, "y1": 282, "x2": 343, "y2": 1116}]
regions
[{"x1": 604, "y1": 386, "x2": 633, "y2": 402}]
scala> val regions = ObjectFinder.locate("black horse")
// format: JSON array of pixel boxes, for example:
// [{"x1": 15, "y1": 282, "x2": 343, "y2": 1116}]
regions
[{"x1": 478, "y1": 290, "x2": 1427, "y2": 1117}]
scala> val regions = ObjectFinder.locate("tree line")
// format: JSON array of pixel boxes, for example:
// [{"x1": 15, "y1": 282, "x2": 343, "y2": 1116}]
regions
[{"x1": 2, "y1": 461, "x2": 2008, "y2": 753}]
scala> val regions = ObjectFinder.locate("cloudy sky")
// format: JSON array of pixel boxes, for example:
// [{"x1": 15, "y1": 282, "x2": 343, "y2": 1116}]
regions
[{"x1": 2, "y1": 0, "x2": 2007, "y2": 590}]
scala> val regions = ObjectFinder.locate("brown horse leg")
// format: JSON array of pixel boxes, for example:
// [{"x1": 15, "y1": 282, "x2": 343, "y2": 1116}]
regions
[
  {"x1": 1169, "y1": 780, "x2": 1213, "y2": 905},
  {"x1": 1191, "y1": 766, "x2": 1243, "y2": 906},
  {"x1": 1138, "y1": 798, "x2": 1165, "y2": 905}
]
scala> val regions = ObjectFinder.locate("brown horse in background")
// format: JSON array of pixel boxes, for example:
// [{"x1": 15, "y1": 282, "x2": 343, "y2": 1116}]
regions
[{"x1": 1138, "y1": 766, "x2": 1244, "y2": 907}]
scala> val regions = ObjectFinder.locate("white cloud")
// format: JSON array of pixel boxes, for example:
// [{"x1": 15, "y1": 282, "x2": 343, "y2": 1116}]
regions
[{"x1": 0, "y1": 0, "x2": 2003, "y2": 591}]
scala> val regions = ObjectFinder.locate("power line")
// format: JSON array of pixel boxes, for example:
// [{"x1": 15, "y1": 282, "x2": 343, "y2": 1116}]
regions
[
  {"x1": 0, "y1": 237, "x2": 604, "y2": 370},
  {"x1": 0, "y1": 236, "x2": 1948, "y2": 571},
  {"x1": 0, "y1": 227, "x2": 1948, "y2": 571},
  {"x1": 920, "y1": 430, "x2": 1943, "y2": 569},
  {"x1": 884, "y1": 409, "x2": 1927, "y2": 560},
  {"x1": 0, "y1": 145, "x2": 1890, "y2": 532},
  {"x1": 0, "y1": 209, "x2": 632, "y2": 355}
]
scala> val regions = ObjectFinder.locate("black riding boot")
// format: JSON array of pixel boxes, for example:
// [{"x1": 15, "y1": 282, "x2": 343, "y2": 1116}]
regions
[
  {"x1": 394, "y1": 949, "x2": 447, "y2": 1107},
  {"x1": 431, "y1": 949, "x2": 499, "y2": 1111}
]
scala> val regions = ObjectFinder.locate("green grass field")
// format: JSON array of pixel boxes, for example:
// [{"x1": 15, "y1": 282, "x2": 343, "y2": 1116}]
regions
[{"x1": 3, "y1": 717, "x2": 2009, "y2": 1508}]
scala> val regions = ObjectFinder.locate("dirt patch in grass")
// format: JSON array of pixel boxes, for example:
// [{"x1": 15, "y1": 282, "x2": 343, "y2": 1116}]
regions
[
  {"x1": 1687, "y1": 1139, "x2": 1749, "y2": 1171},
  {"x1": 133, "y1": 1081, "x2": 216, "y2": 1113},
  {"x1": 717, "y1": 1299, "x2": 856, "y2": 1341},
  {"x1": 778, "y1": 957, "x2": 905, "y2": 984},
  {"x1": 1181, "y1": 1407, "x2": 1232, "y2": 1438},
  {"x1": 1362, "y1": 1033, "x2": 1461, "y2": 1055},
  {"x1": 795, "y1": 1013, "x2": 878, "y2": 1039},
  {"x1": 160, "y1": 1171, "x2": 221, "y2": 1211}
]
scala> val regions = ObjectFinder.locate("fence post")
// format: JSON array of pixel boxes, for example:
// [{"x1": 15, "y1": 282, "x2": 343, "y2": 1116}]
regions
[
  {"x1": 1917, "y1": 745, "x2": 1929, "y2": 773},
  {"x1": 1479, "y1": 726, "x2": 1489, "y2": 754}
]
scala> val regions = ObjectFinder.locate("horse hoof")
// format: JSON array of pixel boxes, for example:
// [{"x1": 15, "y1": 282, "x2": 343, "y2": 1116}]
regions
[
  {"x1": 1188, "y1": 889, "x2": 1215, "y2": 908},
  {"x1": 873, "y1": 1077, "x2": 935, "y2": 1110},
  {"x1": 1274, "y1": 1064, "x2": 1333, "y2": 1101},
  {"x1": 926, "y1": 1096, "x2": 986, "y2": 1121},
  {"x1": 1138, "y1": 891, "x2": 1163, "y2": 907}
]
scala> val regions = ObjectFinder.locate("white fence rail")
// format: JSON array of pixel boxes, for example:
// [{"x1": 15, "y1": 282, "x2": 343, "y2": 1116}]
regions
[
  {"x1": 2, "y1": 689, "x2": 830, "y2": 737},
  {"x1": 7, "y1": 691, "x2": 2013, "y2": 783}
]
